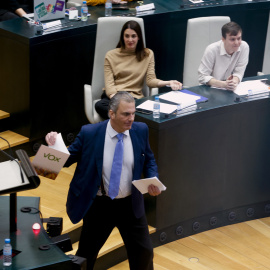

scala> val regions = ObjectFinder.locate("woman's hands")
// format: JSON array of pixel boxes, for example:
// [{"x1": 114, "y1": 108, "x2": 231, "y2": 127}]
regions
[
  {"x1": 168, "y1": 80, "x2": 183, "y2": 91},
  {"x1": 158, "y1": 80, "x2": 183, "y2": 90}
]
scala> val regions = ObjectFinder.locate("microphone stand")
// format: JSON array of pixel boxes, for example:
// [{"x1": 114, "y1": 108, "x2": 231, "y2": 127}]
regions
[{"x1": 10, "y1": 192, "x2": 17, "y2": 232}]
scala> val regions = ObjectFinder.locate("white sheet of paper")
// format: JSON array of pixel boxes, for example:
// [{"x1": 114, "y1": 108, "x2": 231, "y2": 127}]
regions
[
  {"x1": 0, "y1": 160, "x2": 29, "y2": 192},
  {"x1": 69, "y1": 9, "x2": 78, "y2": 20},
  {"x1": 24, "y1": 13, "x2": 34, "y2": 18},
  {"x1": 42, "y1": 20, "x2": 61, "y2": 30},
  {"x1": 136, "y1": 100, "x2": 177, "y2": 114},
  {"x1": 189, "y1": 0, "x2": 204, "y2": 3},
  {"x1": 159, "y1": 91, "x2": 199, "y2": 108},
  {"x1": 211, "y1": 86, "x2": 227, "y2": 90},
  {"x1": 132, "y1": 176, "x2": 166, "y2": 194},
  {"x1": 234, "y1": 79, "x2": 270, "y2": 96},
  {"x1": 49, "y1": 133, "x2": 69, "y2": 154}
]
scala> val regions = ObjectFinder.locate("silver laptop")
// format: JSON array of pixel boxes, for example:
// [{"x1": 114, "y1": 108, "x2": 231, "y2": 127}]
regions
[{"x1": 34, "y1": 0, "x2": 65, "y2": 22}]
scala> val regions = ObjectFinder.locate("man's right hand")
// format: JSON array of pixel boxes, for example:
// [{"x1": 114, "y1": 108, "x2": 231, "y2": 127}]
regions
[
  {"x1": 45, "y1": 132, "x2": 58, "y2": 146},
  {"x1": 224, "y1": 76, "x2": 238, "y2": 91},
  {"x1": 209, "y1": 78, "x2": 238, "y2": 91}
]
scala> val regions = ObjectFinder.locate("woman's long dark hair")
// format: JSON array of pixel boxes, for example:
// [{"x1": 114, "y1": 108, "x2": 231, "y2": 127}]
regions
[{"x1": 117, "y1": 20, "x2": 149, "y2": 61}]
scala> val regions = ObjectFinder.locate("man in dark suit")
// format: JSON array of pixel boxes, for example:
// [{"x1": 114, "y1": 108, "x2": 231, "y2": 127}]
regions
[{"x1": 46, "y1": 91, "x2": 161, "y2": 270}]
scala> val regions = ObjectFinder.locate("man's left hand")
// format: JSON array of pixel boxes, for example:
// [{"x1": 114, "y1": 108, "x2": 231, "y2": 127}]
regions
[{"x1": 148, "y1": 184, "x2": 161, "y2": 196}]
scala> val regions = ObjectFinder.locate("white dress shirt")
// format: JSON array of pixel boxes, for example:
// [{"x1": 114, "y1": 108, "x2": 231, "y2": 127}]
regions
[
  {"x1": 97, "y1": 120, "x2": 134, "y2": 198},
  {"x1": 198, "y1": 40, "x2": 249, "y2": 85}
]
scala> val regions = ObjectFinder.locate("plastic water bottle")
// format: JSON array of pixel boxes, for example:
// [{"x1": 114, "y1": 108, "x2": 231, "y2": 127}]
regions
[
  {"x1": 3, "y1": 239, "x2": 12, "y2": 266},
  {"x1": 105, "y1": 0, "x2": 112, "y2": 17},
  {"x1": 81, "y1": 1, "x2": 88, "y2": 21},
  {"x1": 153, "y1": 96, "x2": 160, "y2": 119}
]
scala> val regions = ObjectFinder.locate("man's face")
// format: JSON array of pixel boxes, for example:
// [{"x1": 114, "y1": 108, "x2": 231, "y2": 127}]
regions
[
  {"x1": 109, "y1": 101, "x2": 135, "y2": 133},
  {"x1": 222, "y1": 31, "x2": 242, "y2": 55}
]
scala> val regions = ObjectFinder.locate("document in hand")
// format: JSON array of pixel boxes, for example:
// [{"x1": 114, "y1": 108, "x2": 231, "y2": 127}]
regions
[
  {"x1": 32, "y1": 134, "x2": 70, "y2": 180},
  {"x1": 234, "y1": 79, "x2": 270, "y2": 96},
  {"x1": 132, "y1": 176, "x2": 166, "y2": 194}
]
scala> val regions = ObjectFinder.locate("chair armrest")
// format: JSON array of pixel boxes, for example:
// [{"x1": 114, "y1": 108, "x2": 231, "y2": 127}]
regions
[
  {"x1": 93, "y1": 100, "x2": 104, "y2": 123},
  {"x1": 84, "y1": 84, "x2": 104, "y2": 124},
  {"x1": 66, "y1": 1, "x2": 81, "y2": 8},
  {"x1": 84, "y1": 84, "x2": 94, "y2": 123},
  {"x1": 149, "y1": 87, "x2": 158, "y2": 96}
]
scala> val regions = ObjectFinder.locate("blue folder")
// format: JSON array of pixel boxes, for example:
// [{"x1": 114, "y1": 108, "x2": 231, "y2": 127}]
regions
[{"x1": 181, "y1": 89, "x2": 208, "y2": 103}]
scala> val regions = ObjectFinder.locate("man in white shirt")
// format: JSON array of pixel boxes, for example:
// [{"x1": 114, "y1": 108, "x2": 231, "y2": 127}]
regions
[{"x1": 198, "y1": 22, "x2": 249, "y2": 91}]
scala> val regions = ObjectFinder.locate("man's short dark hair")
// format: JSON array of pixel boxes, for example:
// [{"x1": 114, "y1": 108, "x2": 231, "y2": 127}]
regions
[
  {"x1": 222, "y1": 22, "x2": 242, "y2": 39},
  {"x1": 109, "y1": 92, "x2": 135, "y2": 113}
]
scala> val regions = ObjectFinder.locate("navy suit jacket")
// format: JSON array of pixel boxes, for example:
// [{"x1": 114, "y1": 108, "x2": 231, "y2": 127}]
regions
[{"x1": 65, "y1": 120, "x2": 158, "y2": 224}]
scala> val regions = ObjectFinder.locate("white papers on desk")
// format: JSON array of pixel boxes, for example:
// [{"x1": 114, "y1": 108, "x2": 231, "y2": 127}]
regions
[
  {"x1": 211, "y1": 86, "x2": 226, "y2": 90},
  {"x1": 136, "y1": 100, "x2": 177, "y2": 114},
  {"x1": 42, "y1": 20, "x2": 62, "y2": 30},
  {"x1": 234, "y1": 79, "x2": 270, "y2": 96},
  {"x1": 189, "y1": 0, "x2": 204, "y2": 3},
  {"x1": 159, "y1": 91, "x2": 199, "y2": 108},
  {"x1": 132, "y1": 177, "x2": 166, "y2": 194},
  {"x1": 0, "y1": 160, "x2": 29, "y2": 193},
  {"x1": 24, "y1": 13, "x2": 34, "y2": 18}
]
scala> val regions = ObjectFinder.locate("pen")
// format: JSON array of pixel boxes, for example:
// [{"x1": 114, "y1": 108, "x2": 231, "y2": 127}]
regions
[{"x1": 228, "y1": 72, "x2": 233, "y2": 80}]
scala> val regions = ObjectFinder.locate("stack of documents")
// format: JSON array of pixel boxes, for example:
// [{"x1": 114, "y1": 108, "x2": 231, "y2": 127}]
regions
[
  {"x1": 159, "y1": 91, "x2": 199, "y2": 107},
  {"x1": 136, "y1": 91, "x2": 200, "y2": 114},
  {"x1": 234, "y1": 79, "x2": 270, "y2": 96},
  {"x1": 132, "y1": 176, "x2": 166, "y2": 194},
  {"x1": 136, "y1": 100, "x2": 177, "y2": 114}
]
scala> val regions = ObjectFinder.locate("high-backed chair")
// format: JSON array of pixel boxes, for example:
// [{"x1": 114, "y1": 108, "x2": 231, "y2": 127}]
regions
[
  {"x1": 258, "y1": 12, "x2": 270, "y2": 75},
  {"x1": 66, "y1": 0, "x2": 82, "y2": 8},
  {"x1": 183, "y1": 16, "x2": 230, "y2": 87},
  {"x1": 84, "y1": 17, "x2": 158, "y2": 124}
]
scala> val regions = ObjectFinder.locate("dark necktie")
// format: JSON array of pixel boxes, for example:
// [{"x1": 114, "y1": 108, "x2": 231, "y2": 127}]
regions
[{"x1": 108, "y1": 133, "x2": 124, "y2": 199}]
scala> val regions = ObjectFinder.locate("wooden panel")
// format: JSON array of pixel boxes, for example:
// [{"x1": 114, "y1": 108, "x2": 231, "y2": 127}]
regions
[
  {"x1": 0, "y1": 130, "x2": 28, "y2": 149},
  {"x1": 0, "y1": 110, "x2": 9, "y2": 120}
]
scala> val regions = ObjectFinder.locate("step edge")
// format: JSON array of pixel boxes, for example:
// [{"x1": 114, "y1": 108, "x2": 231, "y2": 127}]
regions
[
  {"x1": 0, "y1": 110, "x2": 10, "y2": 120},
  {"x1": 0, "y1": 130, "x2": 29, "y2": 150}
]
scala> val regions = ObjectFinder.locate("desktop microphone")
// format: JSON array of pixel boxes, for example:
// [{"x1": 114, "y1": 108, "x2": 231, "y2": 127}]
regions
[{"x1": 234, "y1": 96, "x2": 241, "y2": 103}]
